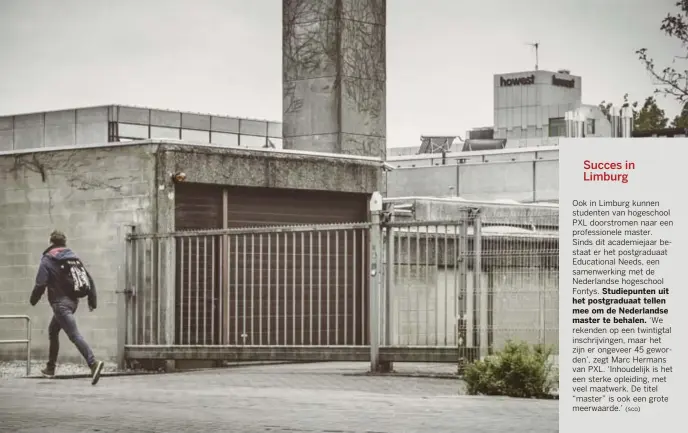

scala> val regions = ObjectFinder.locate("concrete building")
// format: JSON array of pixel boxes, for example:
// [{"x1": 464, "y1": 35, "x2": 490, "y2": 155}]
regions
[
  {"x1": 0, "y1": 105, "x2": 283, "y2": 153},
  {"x1": 1, "y1": 0, "x2": 391, "y2": 365},
  {"x1": 0, "y1": 140, "x2": 382, "y2": 362}
]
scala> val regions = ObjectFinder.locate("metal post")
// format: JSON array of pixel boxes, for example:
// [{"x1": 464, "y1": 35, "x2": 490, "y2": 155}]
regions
[
  {"x1": 0, "y1": 316, "x2": 32, "y2": 376},
  {"x1": 385, "y1": 213, "x2": 394, "y2": 347},
  {"x1": 538, "y1": 268, "x2": 545, "y2": 345},
  {"x1": 457, "y1": 211, "x2": 469, "y2": 366},
  {"x1": 116, "y1": 224, "x2": 134, "y2": 370},
  {"x1": 473, "y1": 210, "x2": 487, "y2": 359},
  {"x1": 369, "y1": 192, "x2": 383, "y2": 373},
  {"x1": 379, "y1": 208, "x2": 395, "y2": 373},
  {"x1": 163, "y1": 235, "x2": 176, "y2": 347},
  {"x1": 26, "y1": 317, "x2": 31, "y2": 376}
]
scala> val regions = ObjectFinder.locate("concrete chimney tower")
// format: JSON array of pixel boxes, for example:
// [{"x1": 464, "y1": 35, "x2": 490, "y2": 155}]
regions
[{"x1": 282, "y1": 0, "x2": 386, "y2": 159}]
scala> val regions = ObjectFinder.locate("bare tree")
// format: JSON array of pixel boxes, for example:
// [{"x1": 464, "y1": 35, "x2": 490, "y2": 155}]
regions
[{"x1": 637, "y1": 0, "x2": 688, "y2": 102}]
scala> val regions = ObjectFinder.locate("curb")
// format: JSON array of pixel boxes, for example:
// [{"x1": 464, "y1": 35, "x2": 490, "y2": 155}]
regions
[
  {"x1": 23, "y1": 360, "x2": 303, "y2": 380},
  {"x1": 26, "y1": 371, "x2": 161, "y2": 380},
  {"x1": 344, "y1": 371, "x2": 461, "y2": 380}
]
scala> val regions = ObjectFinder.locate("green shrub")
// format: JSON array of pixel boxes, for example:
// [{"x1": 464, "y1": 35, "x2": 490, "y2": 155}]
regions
[{"x1": 463, "y1": 340, "x2": 556, "y2": 399}]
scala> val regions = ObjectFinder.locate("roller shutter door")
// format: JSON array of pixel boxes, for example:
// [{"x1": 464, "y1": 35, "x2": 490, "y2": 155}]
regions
[
  {"x1": 224, "y1": 186, "x2": 369, "y2": 347},
  {"x1": 174, "y1": 183, "x2": 370, "y2": 347}
]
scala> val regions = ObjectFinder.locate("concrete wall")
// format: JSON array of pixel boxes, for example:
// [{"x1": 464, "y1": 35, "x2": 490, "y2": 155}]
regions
[
  {"x1": 160, "y1": 145, "x2": 381, "y2": 196},
  {"x1": 0, "y1": 145, "x2": 158, "y2": 363},
  {"x1": 386, "y1": 158, "x2": 559, "y2": 202},
  {"x1": 0, "y1": 107, "x2": 109, "y2": 152}
]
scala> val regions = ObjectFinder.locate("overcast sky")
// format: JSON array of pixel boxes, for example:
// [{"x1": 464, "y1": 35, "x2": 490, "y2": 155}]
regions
[{"x1": 0, "y1": 0, "x2": 681, "y2": 147}]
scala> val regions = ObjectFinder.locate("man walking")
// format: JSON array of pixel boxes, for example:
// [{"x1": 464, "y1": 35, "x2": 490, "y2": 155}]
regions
[{"x1": 29, "y1": 230, "x2": 104, "y2": 385}]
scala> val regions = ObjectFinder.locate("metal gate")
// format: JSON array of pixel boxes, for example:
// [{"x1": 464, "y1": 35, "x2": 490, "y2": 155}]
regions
[
  {"x1": 376, "y1": 206, "x2": 559, "y2": 367},
  {"x1": 122, "y1": 222, "x2": 372, "y2": 364},
  {"x1": 120, "y1": 195, "x2": 559, "y2": 370}
]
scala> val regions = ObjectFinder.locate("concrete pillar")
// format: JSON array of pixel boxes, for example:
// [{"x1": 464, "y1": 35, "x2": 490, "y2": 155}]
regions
[
  {"x1": 283, "y1": 0, "x2": 386, "y2": 159},
  {"x1": 156, "y1": 149, "x2": 177, "y2": 372}
]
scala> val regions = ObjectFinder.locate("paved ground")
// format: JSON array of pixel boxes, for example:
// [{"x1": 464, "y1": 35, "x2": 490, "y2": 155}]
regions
[{"x1": 0, "y1": 362, "x2": 558, "y2": 433}]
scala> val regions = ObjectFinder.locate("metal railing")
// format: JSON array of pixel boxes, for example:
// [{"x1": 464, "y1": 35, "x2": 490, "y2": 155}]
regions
[{"x1": 0, "y1": 315, "x2": 32, "y2": 376}]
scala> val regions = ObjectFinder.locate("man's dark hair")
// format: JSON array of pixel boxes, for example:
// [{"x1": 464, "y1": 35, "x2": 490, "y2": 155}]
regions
[{"x1": 49, "y1": 230, "x2": 67, "y2": 247}]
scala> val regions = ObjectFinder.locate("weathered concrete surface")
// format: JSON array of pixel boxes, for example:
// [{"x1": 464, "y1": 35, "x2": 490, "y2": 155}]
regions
[
  {"x1": 0, "y1": 142, "x2": 382, "y2": 363},
  {"x1": 0, "y1": 363, "x2": 558, "y2": 432},
  {"x1": 0, "y1": 145, "x2": 157, "y2": 363},
  {"x1": 283, "y1": 0, "x2": 386, "y2": 159},
  {"x1": 160, "y1": 144, "x2": 381, "y2": 194}
]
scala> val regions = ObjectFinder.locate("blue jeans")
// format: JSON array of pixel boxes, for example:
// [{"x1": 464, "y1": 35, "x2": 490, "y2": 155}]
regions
[{"x1": 47, "y1": 297, "x2": 95, "y2": 369}]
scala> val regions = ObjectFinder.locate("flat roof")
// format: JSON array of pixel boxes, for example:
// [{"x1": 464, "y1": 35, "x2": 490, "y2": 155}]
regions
[
  {"x1": 386, "y1": 145, "x2": 559, "y2": 162},
  {"x1": 0, "y1": 139, "x2": 384, "y2": 166},
  {"x1": 0, "y1": 103, "x2": 280, "y2": 125}
]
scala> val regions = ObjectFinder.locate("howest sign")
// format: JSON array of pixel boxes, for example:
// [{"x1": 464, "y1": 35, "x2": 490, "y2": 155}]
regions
[
  {"x1": 499, "y1": 75, "x2": 535, "y2": 87},
  {"x1": 552, "y1": 75, "x2": 575, "y2": 88}
]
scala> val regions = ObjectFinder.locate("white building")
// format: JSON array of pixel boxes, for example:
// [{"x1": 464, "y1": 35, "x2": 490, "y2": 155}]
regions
[
  {"x1": 390, "y1": 68, "x2": 633, "y2": 160},
  {"x1": 384, "y1": 68, "x2": 634, "y2": 202}
]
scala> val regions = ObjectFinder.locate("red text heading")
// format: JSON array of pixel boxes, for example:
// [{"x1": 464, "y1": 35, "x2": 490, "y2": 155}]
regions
[{"x1": 582, "y1": 160, "x2": 636, "y2": 184}]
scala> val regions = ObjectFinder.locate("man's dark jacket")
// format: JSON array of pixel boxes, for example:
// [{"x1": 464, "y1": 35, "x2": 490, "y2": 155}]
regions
[{"x1": 29, "y1": 246, "x2": 97, "y2": 309}]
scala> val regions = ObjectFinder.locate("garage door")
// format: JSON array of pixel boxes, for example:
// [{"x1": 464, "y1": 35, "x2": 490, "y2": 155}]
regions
[
  {"x1": 174, "y1": 184, "x2": 370, "y2": 347},
  {"x1": 224, "y1": 186, "x2": 369, "y2": 347}
]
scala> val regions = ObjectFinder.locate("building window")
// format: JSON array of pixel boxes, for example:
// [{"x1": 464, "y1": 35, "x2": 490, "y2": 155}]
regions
[
  {"x1": 586, "y1": 119, "x2": 596, "y2": 136},
  {"x1": 548, "y1": 117, "x2": 566, "y2": 137}
]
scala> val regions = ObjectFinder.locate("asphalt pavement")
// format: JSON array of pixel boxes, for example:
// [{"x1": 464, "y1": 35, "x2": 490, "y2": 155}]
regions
[{"x1": 0, "y1": 362, "x2": 558, "y2": 433}]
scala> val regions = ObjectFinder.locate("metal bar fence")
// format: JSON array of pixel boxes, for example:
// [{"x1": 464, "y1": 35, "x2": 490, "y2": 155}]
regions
[
  {"x1": 382, "y1": 220, "x2": 470, "y2": 350},
  {"x1": 473, "y1": 208, "x2": 559, "y2": 356},
  {"x1": 380, "y1": 209, "x2": 559, "y2": 358},
  {"x1": 123, "y1": 209, "x2": 558, "y2": 364},
  {"x1": 0, "y1": 315, "x2": 31, "y2": 376},
  {"x1": 126, "y1": 223, "x2": 371, "y2": 348}
]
